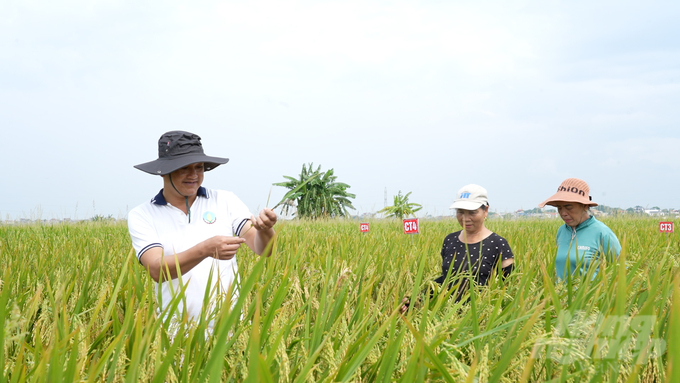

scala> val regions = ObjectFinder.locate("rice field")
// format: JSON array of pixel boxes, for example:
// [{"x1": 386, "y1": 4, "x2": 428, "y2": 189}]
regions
[{"x1": 0, "y1": 216, "x2": 678, "y2": 382}]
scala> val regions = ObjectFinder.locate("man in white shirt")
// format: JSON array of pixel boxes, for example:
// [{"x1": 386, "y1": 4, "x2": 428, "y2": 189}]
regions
[{"x1": 128, "y1": 131, "x2": 276, "y2": 324}]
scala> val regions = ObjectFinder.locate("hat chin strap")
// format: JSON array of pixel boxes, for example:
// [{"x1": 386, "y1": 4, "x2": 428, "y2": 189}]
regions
[{"x1": 169, "y1": 174, "x2": 191, "y2": 223}]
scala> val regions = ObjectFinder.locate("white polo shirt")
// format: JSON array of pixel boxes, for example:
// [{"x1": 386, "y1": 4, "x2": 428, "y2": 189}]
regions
[{"x1": 128, "y1": 187, "x2": 251, "y2": 324}]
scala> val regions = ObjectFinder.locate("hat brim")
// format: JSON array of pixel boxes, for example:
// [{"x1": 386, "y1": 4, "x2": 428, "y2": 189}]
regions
[
  {"x1": 449, "y1": 200, "x2": 484, "y2": 210},
  {"x1": 134, "y1": 154, "x2": 229, "y2": 176},
  {"x1": 538, "y1": 191, "x2": 598, "y2": 208}
]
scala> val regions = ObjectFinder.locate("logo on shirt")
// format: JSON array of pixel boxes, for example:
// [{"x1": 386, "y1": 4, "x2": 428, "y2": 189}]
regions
[
  {"x1": 577, "y1": 245, "x2": 591, "y2": 251},
  {"x1": 460, "y1": 192, "x2": 471, "y2": 198},
  {"x1": 202, "y1": 211, "x2": 217, "y2": 224}
]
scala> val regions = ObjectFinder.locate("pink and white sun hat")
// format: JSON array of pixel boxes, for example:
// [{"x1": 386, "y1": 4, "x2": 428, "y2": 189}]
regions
[{"x1": 539, "y1": 178, "x2": 598, "y2": 208}]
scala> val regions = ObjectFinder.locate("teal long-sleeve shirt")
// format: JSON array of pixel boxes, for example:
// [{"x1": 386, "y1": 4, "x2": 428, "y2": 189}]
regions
[{"x1": 555, "y1": 216, "x2": 621, "y2": 280}]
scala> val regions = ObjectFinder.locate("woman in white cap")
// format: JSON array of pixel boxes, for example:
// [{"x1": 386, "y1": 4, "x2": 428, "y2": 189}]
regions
[
  {"x1": 401, "y1": 184, "x2": 514, "y2": 312},
  {"x1": 539, "y1": 178, "x2": 621, "y2": 280}
]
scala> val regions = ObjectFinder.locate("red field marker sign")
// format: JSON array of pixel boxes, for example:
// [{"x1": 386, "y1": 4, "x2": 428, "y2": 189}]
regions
[
  {"x1": 403, "y1": 218, "x2": 419, "y2": 234},
  {"x1": 360, "y1": 223, "x2": 370, "y2": 233},
  {"x1": 659, "y1": 222, "x2": 674, "y2": 233}
]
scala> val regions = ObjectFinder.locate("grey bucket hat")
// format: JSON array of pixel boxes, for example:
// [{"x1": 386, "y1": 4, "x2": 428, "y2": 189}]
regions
[{"x1": 134, "y1": 131, "x2": 229, "y2": 176}]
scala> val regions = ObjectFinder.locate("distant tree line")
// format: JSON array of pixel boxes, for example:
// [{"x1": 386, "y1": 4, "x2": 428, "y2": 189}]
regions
[{"x1": 520, "y1": 205, "x2": 676, "y2": 216}]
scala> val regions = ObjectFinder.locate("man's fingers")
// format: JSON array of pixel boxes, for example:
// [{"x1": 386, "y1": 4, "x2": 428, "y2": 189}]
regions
[
  {"x1": 250, "y1": 212, "x2": 275, "y2": 231},
  {"x1": 264, "y1": 209, "x2": 278, "y2": 226},
  {"x1": 213, "y1": 243, "x2": 242, "y2": 260},
  {"x1": 204, "y1": 236, "x2": 245, "y2": 260},
  {"x1": 212, "y1": 235, "x2": 245, "y2": 244},
  {"x1": 259, "y1": 209, "x2": 277, "y2": 227},
  {"x1": 249, "y1": 215, "x2": 262, "y2": 230},
  {"x1": 258, "y1": 212, "x2": 274, "y2": 228},
  {"x1": 262, "y1": 208, "x2": 277, "y2": 220},
  {"x1": 222, "y1": 243, "x2": 242, "y2": 251}
]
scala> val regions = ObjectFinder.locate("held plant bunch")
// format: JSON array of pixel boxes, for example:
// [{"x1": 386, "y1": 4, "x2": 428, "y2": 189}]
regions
[{"x1": 0, "y1": 216, "x2": 678, "y2": 381}]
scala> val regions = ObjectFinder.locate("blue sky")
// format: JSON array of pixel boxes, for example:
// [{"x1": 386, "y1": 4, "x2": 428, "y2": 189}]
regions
[{"x1": 1, "y1": 0, "x2": 679, "y2": 219}]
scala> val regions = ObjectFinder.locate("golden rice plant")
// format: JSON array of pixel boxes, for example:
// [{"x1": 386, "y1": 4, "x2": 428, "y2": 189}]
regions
[{"x1": 0, "y1": 216, "x2": 677, "y2": 382}]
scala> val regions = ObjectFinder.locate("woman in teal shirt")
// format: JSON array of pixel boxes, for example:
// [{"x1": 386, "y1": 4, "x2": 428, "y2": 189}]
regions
[{"x1": 539, "y1": 178, "x2": 621, "y2": 280}]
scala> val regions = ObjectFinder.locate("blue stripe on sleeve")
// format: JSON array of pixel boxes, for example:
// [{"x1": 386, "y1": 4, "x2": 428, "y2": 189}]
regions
[
  {"x1": 138, "y1": 243, "x2": 163, "y2": 264},
  {"x1": 235, "y1": 218, "x2": 250, "y2": 237}
]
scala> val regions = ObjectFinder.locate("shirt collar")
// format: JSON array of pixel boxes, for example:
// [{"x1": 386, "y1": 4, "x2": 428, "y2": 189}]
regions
[
  {"x1": 573, "y1": 215, "x2": 596, "y2": 231},
  {"x1": 151, "y1": 186, "x2": 208, "y2": 205}
]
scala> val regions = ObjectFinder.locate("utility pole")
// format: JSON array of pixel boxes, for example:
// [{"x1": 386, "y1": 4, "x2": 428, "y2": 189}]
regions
[{"x1": 384, "y1": 187, "x2": 387, "y2": 208}]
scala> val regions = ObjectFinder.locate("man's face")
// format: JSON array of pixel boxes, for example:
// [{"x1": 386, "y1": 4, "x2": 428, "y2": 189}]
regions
[{"x1": 167, "y1": 162, "x2": 204, "y2": 196}]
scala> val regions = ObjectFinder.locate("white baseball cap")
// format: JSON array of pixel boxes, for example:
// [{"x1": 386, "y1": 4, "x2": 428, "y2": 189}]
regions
[{"x1": 449, "y1": 184, "x2": 488, "y2": 210}]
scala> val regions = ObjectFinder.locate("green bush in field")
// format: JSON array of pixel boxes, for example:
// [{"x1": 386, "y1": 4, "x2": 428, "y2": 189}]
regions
[
  {"x1": 0, "y1": 217, "x2": 678, "y2": 382},
  {"x1": 273, "y1": 163, "x2": 356, "y2": 219},
  {"x1": 378, "y1": 191, "x2": 422, "y2": 219}
]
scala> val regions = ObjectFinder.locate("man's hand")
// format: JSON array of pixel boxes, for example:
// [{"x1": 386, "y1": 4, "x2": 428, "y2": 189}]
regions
[
  {"x1": 140, "y1": 235, "x2": 246, "y2": 282},
  {"x1": 241, "y1": 208, "x2": 277, "y2": 256},
  {"x1": 201, "y1": 236, "x2": 246, "y2": 261},
  {"x1": 250, "y1": 208, "x2": 277, "y2": 232}
]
